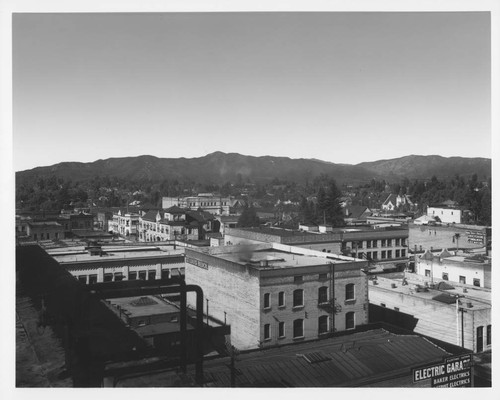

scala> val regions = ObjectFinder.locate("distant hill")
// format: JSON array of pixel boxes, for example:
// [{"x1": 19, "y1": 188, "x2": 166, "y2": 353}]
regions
[
  {"x1": 16, "y1": 152, "x2": 491, "y2": 185},
  {"x1": 357, "y1": 155, "x2": 491, "y2": 180}
]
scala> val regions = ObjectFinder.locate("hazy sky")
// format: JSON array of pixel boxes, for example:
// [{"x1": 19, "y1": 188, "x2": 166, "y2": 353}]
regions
[{"x1": 13, "y1": 12, "x2": 491, "y2": 171}]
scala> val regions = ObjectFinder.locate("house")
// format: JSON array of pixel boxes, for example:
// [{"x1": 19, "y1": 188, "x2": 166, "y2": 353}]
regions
[
  {"x1": 184, "y1": 243, "x2": 369, "y2": 350},
  {"x1": 343, "y1": 205, "x2": 372, "y2": 225},
  {"x1": 381, "y1": 193, "x2": 414, "y2": 211},
  {"x1": 26, "y1": 221, "x2": 65, "y2": 241},
  {"x1": 109, "y1": 209, "x2": 140, "y2": 237}
]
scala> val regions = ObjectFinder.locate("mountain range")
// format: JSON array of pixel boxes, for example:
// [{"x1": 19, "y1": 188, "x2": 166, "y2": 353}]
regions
[{"x1": 16, "y1": 152, "x2": 491, "y2": 185}]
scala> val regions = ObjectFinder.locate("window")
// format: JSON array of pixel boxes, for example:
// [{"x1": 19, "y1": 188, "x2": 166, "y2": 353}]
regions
[
  {"x1": 402, "y1": 239, "x2": 406, "y2": 246},
  {"x1": 401, "y1": 249, "x2": 406, "y2": 257},
  {"x1": 395, "y1": 238, "x2": 400, "y2": 246},
  {"x1": 367, "y1": 241, "x2": 372, "y2": 249},
  {"x1": 264, "y1": 324, "x2": 271, "y2": 340},
  {"x1": 318, "y1": 286, "x2": 328, "y2": 304},
  {"x1": 473, "y1": 278, "x2": 480, "y2": 287},
  {"x1": 318, "y1": 315, "x2": 328, "y2": 335},
  {"x1": 387, "y1": 250, "x2": 392, "y2": 258},
  {"x1": 103, "y1": 273, "x2": 113, "y2": 282},
  {"x1": 129, "y1": 271, "x2": 137, "y2": 280},
  {"x1": 161, "y1": 269, "x2": 170, "y2": 279},
  {"x1": 372, "y1": 251, "x2": 378, "y2": 259},
  {"x1": 425, "y1": 269, "x2": 431, "y2": 277},
  {"x1": 442, "y1": 273, "x2": 449, "y2": 281},
  {"x1": 114, "y1": 273, "x2": 124, "y2": 282},
  {"x1": 396, "y1": 250, "x2": 400, "y2": 258},
  {"x1": 293, "y1": 289, "x2": 304, "y2": 307},
  {"x1": 381, "y1": 239, "x2": 386, "y2": 247},
  {"x1": 263, "y1": 293, "x2": 271, "y2": 309},
  {"x1": 459, "y1": 276, "x2": 466, "y2": 284},
  {"x1": 278, "y1": 291, "x2": 285, "y2": 307},
  {"x1": 170, "y1": 316, "x2": 178, "y2": 323},
  {"x1": 345, "y1": 283, "x2": 355, "y2": 301},
  {"x1": 387, "y1": 239, "x2": 392, "y2": 247},
  {"x1": 293, "y1": 319, "x2": 304, "y2": 338},
  {"x1": 294, "y1": 275, "x2": 303, "y2": 283},
  {"x1": 477, "y1": 326, "x2": 484, "y2": 352},
  {"x1": 138, "y1": 271, "x2": 147, "y2": 280},
  {"x1": 487, "y1": 325, "x2": 491, "y2": 346},
  {"x1": 366, "y1": 252, "x2": 371, "y2": 260},
  {"x1": 319, "y1": 273, "x2": 328, "y2": 280},
  {"x1": 148, "y1": 270, "x2": 156, "y2": 280},
  {"x1": 88, "y1": 275, "x2": 98, "y2": 284},
  {"x1": 77, "y1": 275, "x2": 87, "y2": 284},
  {"x1": 278, "y1": 322, "x2": 285, "y2": 338},
  {"x1": 381, "y1": 250, "x2": 386, "y2": 259},
  {"x1": 372, "y1": 240, "x2": 378, "y2": 248},
  {"x1": 345, "y1": 312, "x2": 355, "y2": 330}
]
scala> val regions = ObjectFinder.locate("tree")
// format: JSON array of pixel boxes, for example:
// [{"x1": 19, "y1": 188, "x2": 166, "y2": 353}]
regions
[
  {"x1": 316, "y1": 180, "x2": 344, "y2": 227},
  {"x1": 237, "y1": 204, "x2": 260, "y2": 227}
]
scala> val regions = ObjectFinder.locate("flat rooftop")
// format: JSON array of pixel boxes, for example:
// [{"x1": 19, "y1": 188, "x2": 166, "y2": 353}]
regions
[
  {"x1": 50, "y1": 246, "x2": 184, "y2": 264},
  {"x1": 371, "y1": 276, "x2": 491, "y2": 310},
  {"x1": 217, "y1": 249, "x2": 330, "y2": 269},
  {"x1": 108, "y1": 296, "x2": 179, "y2": 318}
]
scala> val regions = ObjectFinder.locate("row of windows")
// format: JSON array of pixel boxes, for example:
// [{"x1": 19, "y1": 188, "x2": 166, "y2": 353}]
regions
[
  {"x1": 365, "y1": 249, "x2": 406, "y2": 260},
  {"x1": 263, "y1": 313, "x2": 356, "y2": 340},
  {"x1": 77, "y1": 269, "x2": 172, "y2": 284},
  {"x1": 32, "y1": 232, "x2": 61, "y2": 240},
  {"x1": 263, "y1": 284, "x2": 355, "y2": 309},
  {"x1": 349, "y1": 238, "x2": 406, "y2": 249},
  {"x1": 425, "y1": 271, "x2": 482, "y2": 287}
]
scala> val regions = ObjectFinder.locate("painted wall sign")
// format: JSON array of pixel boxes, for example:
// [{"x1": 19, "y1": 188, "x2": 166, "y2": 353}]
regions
[
  {"x1": 186, "y1": 256, "x2": 208, "y2": 270},
  {"x1": 413, "y1": 354, "x2": 473, "y2": 387}
]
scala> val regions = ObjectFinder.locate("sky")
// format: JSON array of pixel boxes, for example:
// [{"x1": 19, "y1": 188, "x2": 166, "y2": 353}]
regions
[{"x1": 11, "y1": 11, "x2": 492, "y2": 171}]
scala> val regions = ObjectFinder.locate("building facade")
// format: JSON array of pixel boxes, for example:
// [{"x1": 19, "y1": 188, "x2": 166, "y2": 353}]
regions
[
  {"x1": 26, "y1": 221, "x2": 66, "y2": 241},
  {"x1": 184, "y1": 243, "x2": 369, "y2": 350},
  {"x1": 427, "y1": 206, "x2": 462, "y2": 224},
  {"x1": 110, "y1": 209, "x2": 140, "y2": 237},
  {"x1": 162, "y1": 194, "x2": 231, "y2": 216}
]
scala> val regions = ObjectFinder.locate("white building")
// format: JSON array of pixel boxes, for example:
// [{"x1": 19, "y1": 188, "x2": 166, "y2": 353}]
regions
[
  {"x1": 427, "y1": 206, "x2": 462, "y2": 224},
  {"x1": 162, "y1": 194, "x2": 231, "y2": 216}
]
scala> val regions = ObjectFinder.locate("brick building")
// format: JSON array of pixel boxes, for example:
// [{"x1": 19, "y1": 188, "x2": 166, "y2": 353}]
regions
[
  {"x1": 224, "y1": 225, "x2": 409, "y2": 269},
  {"x1": 184, "y1": 243, "x2": 369, "y2": 350},
  {"x1": 26, "y1": 221, "x2": 66, "y2": 241}
]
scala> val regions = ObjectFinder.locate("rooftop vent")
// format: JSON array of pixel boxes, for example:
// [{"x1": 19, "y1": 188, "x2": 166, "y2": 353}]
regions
[{"x1": 301, "y1": 352, "x2": 331, "y2": 364}]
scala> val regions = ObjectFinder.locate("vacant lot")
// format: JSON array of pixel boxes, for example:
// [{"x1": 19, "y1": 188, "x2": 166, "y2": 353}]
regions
[{"x1": 408, "y1": 223, "x2": 485, "y2": 252}]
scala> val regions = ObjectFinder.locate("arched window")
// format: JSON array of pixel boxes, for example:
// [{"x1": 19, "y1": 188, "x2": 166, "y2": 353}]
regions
[
  {"x1": 293, "y1": 319, "x2": 304, "y2": 338},
  {"x1": 318, "y1": 315, "x2": 329, "y2": 334},
  {"x1": 346, "y1": 312, "x2": 355, "y2": 330},
  {"x1": 293, "y1": 289, "x2": 304, "y2": 307},
  {"x1": 318, "y1": 286, "x2": 328, "y2": 304}
]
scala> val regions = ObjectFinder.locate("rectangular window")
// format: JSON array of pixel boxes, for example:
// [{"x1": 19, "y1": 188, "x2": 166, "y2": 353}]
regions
[
  {"x1": 161, "y1": 269, "x2": 170, "y2": 279},
  {"x1": 425, "y1": 269, "x2": 431, "y2": 277},
  {"x1": 318, "y1": 287, "x2": 328, "y2": 304},
  {"x1": 486, "y1": 325, "x2": 491, "y2": 346},
  {"x1": 381, "y1": 239, "x2": 386, "y2": 247},
  {"x1": 294, "y1": 275, "x2": 303, "y2": 283},
  {"x1": 372, "y1": 240, "x2": 378, "y2": 248},
  {"x1": 319, "y1": 273, "x2": 328, "y2": 280},
  {"x1": 387, "y1": 239, "x2": 392, "y2": 247},
  {"x1": 381, "y1": 250, "x2": 386, "y2": 259},
  {"x1": 264, "y1": 324, "x2": 271, "y2": 340},
  {"x1": 129, "y1": 271, "x2": 137, "y2": 280},
  {"x1": 402, "y1": 238, "x2": 406, "y2": 246},
  {"x1": 442, "y1": 272, "x2": 449, "y2": 281},
  {"x1": 263, "y1": 293, "x2": 271, "y2": 309},
  {"x1": 293, "y1": 319, "x2": 304, "y2": 338},
  {"x1": 278, "y1": 291, "x2": 285, "y2": 307},
  {"x1": 367, "y1": 241, "x2": 372, "y2": 249},
  {"x1": 395, "y1": 238, "x2": 400, "y2": 246},
  {"x1": 459, "y1": 276, "x2": 466, "y2": 284},
  {"x1": 372, "y1": 251, "x2": 378, "y2": 259},
  {"x1": 396, "y1": 250, "x2": 400, "y2": 258},
  {"x1": 77, "y1": 275, "x2": 87, "y2": 284},
  {"x1": 138, "y1": 270, "x2": 147, "y2": 280},
  {"x1": 477, "y1": 326, "x2": 484, "y2": 352},
  {"x1": 366, "y1": 251, "x2": 371, "y2": 260},
  {"x1": 293, "y1": 289, "x2": 304, "y2": 308},
  {"x1": 278, "y1": 322, "x2": 285, "y2": 338},
  {"x1": 473, "y1": 278, "x2": 480, "y2": 287},
  {"x1": 114, "y1": 273, "x2": 124, "y2": 282},
  {"x1": 103, "y1": 273, "x2": 113, "y2": 282},
  {"x1": 401, "y1": 249, "x2": 406, "y2": 257},
  {"x1": 88, "y1": 275, "x2": 98, "y2": 284},
  {"x1": 387, "y1": 250, "x2": 392, "y2": 258},
  {"x1": 345, "y1": 312, "x2": 355, "y2": 330},
  {"x1": 148, "y1": 270, "x2": 156, "y2": 280}
]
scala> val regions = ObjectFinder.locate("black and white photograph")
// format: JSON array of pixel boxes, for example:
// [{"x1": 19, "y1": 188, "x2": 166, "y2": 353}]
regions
[{"x1": 2, "y1": 0, "x2": 498, "y2": 395}]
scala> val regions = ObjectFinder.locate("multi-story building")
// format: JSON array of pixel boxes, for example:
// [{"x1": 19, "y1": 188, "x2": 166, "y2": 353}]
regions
[
  {"x1": 184, "y1": 243, "x2": 369, "y2": 350},
  {"x1": 415, "y1": 249, "x2": 491, "y2": 289},
  {"x1": 26, "y1": 221, "x2": 66, "y2": 241},
  {"x1": 110, "y1": 209, "x2": 140, "y2": 237},
  {"x1": 49, "y1": 245, "x2": 185, "y2": 284},
  {"x1": 162, "y1": 194, "x2": 231, "y2": 216},
  {"x1": 139, "y1": 207, "x2": 200, "y2": 242},
  {"x1": 225, "y1": 225, "x2": 409, "y2": 269},
  {"x1": 427, "y1": 206, "x2": 462, "y2": 224}
]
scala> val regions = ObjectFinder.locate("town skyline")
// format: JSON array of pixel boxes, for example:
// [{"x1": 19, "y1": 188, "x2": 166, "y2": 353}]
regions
[{"x1": 12, "y1": 11, "x2": 491, "y2": 172}]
